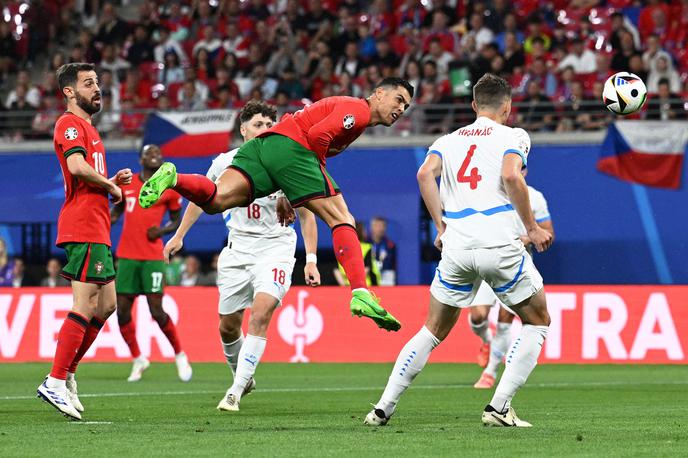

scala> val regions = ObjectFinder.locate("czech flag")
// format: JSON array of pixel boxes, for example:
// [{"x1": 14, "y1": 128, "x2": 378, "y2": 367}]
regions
[
  {"x1": 598, "y1": 120, "x2": 687, "y2": 189},
  {"x1": 142, "y1": 109, "x2": 238, "y2": 157}
]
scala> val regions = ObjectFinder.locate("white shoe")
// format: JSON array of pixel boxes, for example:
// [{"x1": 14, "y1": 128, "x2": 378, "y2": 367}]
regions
[
  {"x1": 37, "y1": 378, "x2": 82, "y2": 420},
  {"x1": 242, "y1": 378, "x2": 256, "y2": 396},
  {"x1": 127, "y1": 356, "x2": 150, "y2": 382},
  {"x1": 216, "y1": 390, "x2": 240, "y2": 411},
  {"x1": 66, "y1": 376, "x2": 84, "y2": 412},
  {"x1": 482, "y1": 405, "x2": 532, "y2": 427},
  {"x1": 175, "y1": 352, "x2": 192, "y2": 382},
  {"x1": 363, "y1": 407, "x2": 390, "y2": 426}
]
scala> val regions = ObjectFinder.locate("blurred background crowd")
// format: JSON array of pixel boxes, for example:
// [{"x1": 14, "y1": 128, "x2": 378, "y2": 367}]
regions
[{"x1": 1, "y1": 0, "x2": 687, "y2": 141}]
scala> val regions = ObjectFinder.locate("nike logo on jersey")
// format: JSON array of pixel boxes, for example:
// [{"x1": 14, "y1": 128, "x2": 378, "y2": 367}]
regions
[{"x1": 92, "y1": 140, "x2": 101, "y2": 145}]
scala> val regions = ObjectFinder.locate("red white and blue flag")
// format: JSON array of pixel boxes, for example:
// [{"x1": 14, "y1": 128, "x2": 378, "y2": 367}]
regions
[
  {"x1": 142, "y1": 110, "x2": 238, "y2": 157},
  {"x1": 598, "y1": 121, "x2": 687, "y2": 189}
]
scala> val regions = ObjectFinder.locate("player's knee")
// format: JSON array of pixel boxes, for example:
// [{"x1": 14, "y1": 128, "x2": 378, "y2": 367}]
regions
[
  {"x1": 149, "y1": 307, "x2": 168, "y2": 325},
  {"x1": 218, "y1": 315, "x2": 242, "y2": 341},
  {"x1": 116, "y1": 307, "x2": 132, "y2": 324}
]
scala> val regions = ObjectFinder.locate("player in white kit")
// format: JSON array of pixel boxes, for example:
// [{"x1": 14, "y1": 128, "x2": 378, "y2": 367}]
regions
[
  {"x1": 163, "y1": 101, "x2": 320, "y2": 412},
  {"x1": 364, "y1": 74, "x2": 552, "y2": 428},
  {"x1": 469, "y1": 132, "x2": 555, "y2": 389}
]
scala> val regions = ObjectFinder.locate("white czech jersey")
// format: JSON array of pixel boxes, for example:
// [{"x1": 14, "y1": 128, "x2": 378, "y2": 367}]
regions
[
  {"x1": 428, "y1": 117, "x2": 530, "y2": 249},
  {"x1": 207, "y1": 148, "x2": 296, "y2": 252},
  {"x1": 515, "y1": 186, "x2": 550, "y2": 235}
]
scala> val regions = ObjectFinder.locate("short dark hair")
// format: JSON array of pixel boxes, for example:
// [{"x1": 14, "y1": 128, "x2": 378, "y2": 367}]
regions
[
  {"x1": 56, "y1": 62, "x2": 96, "y2": 94},
  {"x1": 374, "y1": 77, "x2": 415, "y2": 99},
  {"x1": 239, "y1": 100, "x2": 277, "y2": 124},
  {"x1": 473, "y1": 73, "x2": 511, "y2": 109}
]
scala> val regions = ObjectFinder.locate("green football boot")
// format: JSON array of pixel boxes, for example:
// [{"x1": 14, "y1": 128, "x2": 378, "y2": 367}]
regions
[
  {"x1": 139, "y1": 162, "x2": 177, "y2": 208},
  {"x1": 350, "y1": 290, "x2": 401, "y2": 332}
]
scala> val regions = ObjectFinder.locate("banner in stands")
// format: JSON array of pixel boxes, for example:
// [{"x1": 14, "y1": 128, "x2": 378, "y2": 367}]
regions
[
  {"x1": 1, "y1": 286, "x2": 685, "y2": 364},
  {"x1": 598, "y1": 120, "x2": 687, "y2": 189},
  {"x1": 141, "y1": 109, "x2": 237, "y2": 157}
]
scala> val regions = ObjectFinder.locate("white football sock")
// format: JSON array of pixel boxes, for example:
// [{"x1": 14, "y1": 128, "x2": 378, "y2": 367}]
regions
[
  {"x1": 490, "y1": 325, "x2": 548, "y2": 412},
  {"x1": 470, "y1": 317, "x2": 491, "y2": 344},
  {"x1": 46, "y1": 376, "x2": 66, "y2": 389},
  {"x1": 222, "y1": 334, "x2": 244, "y2": 376},
  {"x1": 229, "y1": 334, "x2": 266, "y2": 398},
  {"x1": 376, "y1": 326, "x2": 440, "y2": 417},
  {"x1": 484, "y1": 322, "x2": 512, "y2": 377}
]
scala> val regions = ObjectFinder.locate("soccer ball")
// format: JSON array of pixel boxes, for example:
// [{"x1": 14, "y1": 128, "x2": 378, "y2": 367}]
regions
[{"x1": 603, "y1": 72, "x2": 647, "y2": 115}]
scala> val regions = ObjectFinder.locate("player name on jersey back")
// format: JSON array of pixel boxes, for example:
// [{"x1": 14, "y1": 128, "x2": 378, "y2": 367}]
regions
[{"x1": 429, "y1": 117, "x2": 529, "y2": 249}]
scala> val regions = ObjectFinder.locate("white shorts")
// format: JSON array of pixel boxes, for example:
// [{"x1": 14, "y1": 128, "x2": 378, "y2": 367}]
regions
[
  {"x1": 217, "y1": 240, "x2": 296, "y2": 315},
  {"x1": 470, "y1": 280, "x2": 498, "y2": 306},
  {"x1": 430, "y1": 243, "x2": 543, "y2": 308}
]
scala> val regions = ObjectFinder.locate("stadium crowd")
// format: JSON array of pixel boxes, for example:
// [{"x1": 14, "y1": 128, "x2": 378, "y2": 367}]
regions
[{"x1": 1, "y1": 0, "x2": 687, "y2": 140}]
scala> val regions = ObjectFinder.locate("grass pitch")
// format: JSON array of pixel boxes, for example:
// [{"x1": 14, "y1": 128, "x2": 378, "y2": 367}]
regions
[{"x1": 1, "y1": 363, "x2": 686, "y2": 456}]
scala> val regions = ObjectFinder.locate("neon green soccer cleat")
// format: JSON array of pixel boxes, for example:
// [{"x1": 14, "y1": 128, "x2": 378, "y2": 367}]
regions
[
  {"x1": 139, "y1": 162, "x2": 177, "y2": 208},
  {"x1": 350, "y1": 290, "x2": 401, "y2": 332}
]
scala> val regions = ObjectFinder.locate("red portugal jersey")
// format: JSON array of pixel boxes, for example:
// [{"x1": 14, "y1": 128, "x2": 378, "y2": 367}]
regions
[
  {"x1": 116, "y1": 174, "x2": 182, "y2": 261},
  {"x1": 53, "y1": 112, "x2": 111, "y2": 247},
  {"x1": 261, "y1": 96, "x2": 372, "y2": 164}
]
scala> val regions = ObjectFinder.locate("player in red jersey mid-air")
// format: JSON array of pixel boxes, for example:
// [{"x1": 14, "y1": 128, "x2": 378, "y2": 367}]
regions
[
  {"x1": 111, "y1": 144, "x2": 192, "y2": 383},
  {"x1": 37, "y1": 63, "x2": 133, "y2": 420},
  {"x1": 140, "y1": 77, "x2": 414, "y2": 332}
]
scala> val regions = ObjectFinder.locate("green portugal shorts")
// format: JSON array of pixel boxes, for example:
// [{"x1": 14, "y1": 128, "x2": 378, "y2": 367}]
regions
[
  {"x1": 61, "y1": 242, "x2": 116, "y2": 284},
  {"x1": 115, "y1": 258, "x2": 166, "y2": 295},
  {"x1": 230, "y1": 134, "x2": 340, "y2": 207}
]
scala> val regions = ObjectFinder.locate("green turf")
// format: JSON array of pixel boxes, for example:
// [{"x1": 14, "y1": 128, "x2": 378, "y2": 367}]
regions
[{"x1": 1, "y1": 363, "x2": 686, "y2": 456}]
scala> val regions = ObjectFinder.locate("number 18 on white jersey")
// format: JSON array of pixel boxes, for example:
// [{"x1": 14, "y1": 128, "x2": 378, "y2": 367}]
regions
[{"x1": 428, "y1": 117, "x2": 531, "y2": 249}]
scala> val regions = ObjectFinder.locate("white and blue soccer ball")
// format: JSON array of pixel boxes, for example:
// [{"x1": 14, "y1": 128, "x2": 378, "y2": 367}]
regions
[{"x1": 603, "y1": 71, "x2": 647, "y2": 116}]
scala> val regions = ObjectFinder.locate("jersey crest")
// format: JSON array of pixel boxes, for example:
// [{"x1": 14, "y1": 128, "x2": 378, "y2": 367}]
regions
[
  {"x1": 64, "y1": 127, "x2": 78, "y2": 140},
  {"x1": 343, "y1": 114, "x2": 355, "y2": 129}
]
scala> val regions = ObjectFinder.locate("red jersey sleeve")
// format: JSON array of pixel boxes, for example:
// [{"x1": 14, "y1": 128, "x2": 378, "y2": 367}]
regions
[
  {"x1": 306, "y1": 100, "x2": 370, "y2": 158},
  {"x1": 54, "y1": 116, "x2": 88, "y2": 159},
  {"x1": 165, "y1": 190, "x2": 183, "y2": 211}
]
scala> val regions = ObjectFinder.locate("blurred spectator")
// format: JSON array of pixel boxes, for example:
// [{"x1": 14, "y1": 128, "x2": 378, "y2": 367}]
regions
[
  {"x1": 40, "y1": 258, "x2": 70, "y2": 287},
  {"x1": 495, "y1": 13, "x2": 525, "y2": 54},
  {"x1": 205, "y1": 253, "x2": 219, "y2": 286},
  {"x1": 0, "y1": 238, "x2": 15, "y2": 287},
  {"x1": 423, "y1": 0, "x2": 457, "y2": 27},
  {"x1": 422, "y1": 38, "x2": 453, "y2": 80},
  {"x1": 100, "y1": 44, "x2": 131, "y2": 83},
  {"x1": 178, "y1": 80, "x2": 207, "y2": 110},
  {"x1": 639, "y1": 0, "x2": 671, "y2": 40},
  {"x1": 165, "y1": 254, "x2": 184, "y2": 286},
  {"x1": 557, "y1": 37, "x2": 597, "y2": 74},
  {"x1": 374, "y1": 39, "x2": 400, "y2": 73},
  {"x1": 484, "y1": 0, "x2": 512, "y2": 34},
  {"x1": 156, "y1": 93, "x2": 173, "y2": 111},
  {"x1": 180, "y1": 255, "x2": 214, "y2": 286},
  {"x1": 192, "y1": 24, "x2": 222, "y2": 61},
  {"x1": 642, "y1": 34, "x2": 673, "y2": 74},
  {"x1": 95, "y1": 89, "x2": 121, "y2": 136},
  {"x1": 647, "y1": 56, "x2": 681, "y2": 94},
  {"x1": 367, "y1": 216, "x2": 397, "y2": 286},
  {"x1": 580, "y1": 81, "x2": 614, "y2": 130},
  {"x1": 609, "y1": 12, "x2": 641, "y2": 51},
  {"x1": 466, "y1": 13, "x2": 495, "y2": 53},
  {"x1": 628, "y1": 54, "x2": 648, "y2": 83},
  {"x1": 94, "y1": 2, "x2": 130, "y2": 46},
  {"x1": 646, "y1": 79, "x2": 687, "y2": 120},
  {"x1": 335, "y1": 41, "x2": 363, "y2": 77},
  {"x1": 592, "y1": 54, "x2": 613, "y2": 84},
  {"x1": 11, "y1": 258, "x2": 32, "y2": 287},
  {"x1": 276, "y1": 66, "x2": 305, "y2": 99},
  {"x1": 98, "y1": 69, "x2": 121, "y2": 112},
  {"x1": 77, "y1": 30, "x2": 101, "y2": 64},
  {"x1": 523, "y1": 17, "x2": 551, "y2": 54},
  {"x1": 5, "y1": 70, "x2": 41, "y2": 108},
  {"x1": 7, "y1": 85, "x2": 37, "y2": 139},
  {"x1": 502, "y1": 32, "x2": 525, "y2": 75},
  {"x1": 161, "y1": 2, "x2": 191, "y2": 43},
  {"x1": 154, "y1": 27, "x2": 188, "y2": 66},
  {"x1": 31, "y1": 95, "x2": 61, "y2": 139},
  {"x1": 183, "y1": 68, "x2": 209, "y2": 101},
  {"x1": 611, "y1": 31, "x2": 638, "y2": 72},
  {"x1": 126, "y1": 24, "x2": 155, "y2": 66},
  {"x1": 403, "y1": 60, "x2": 421, "y2": 94},
  {"x1": 518, "y1": 58, "x2": 557, "y2": 98},
  {"x1": 48, "y1": 52, "x2": 66, "y2": 73},
  {"x1": 334, "y1": 222, "x2": 379, "y2": 287},
  {"x1": 518, "y1": 80, "x2": 555, "y2": 132},
  {"x1": 0, "y1": 21, "x2": 17, "y2": 82},
  {"x1": 556, "y1": 81, "x2": 594, "y2": 132},
  {"x1": 159, "y1": 51, "x2": 185, "y2": 85},
  {"x1": 555, "y1": 66, "x2": 577, "y2": 103},
  {"x1": 195, "y1": 49, "x2": 216, "y2": 82},
  {"x1": 221, "y1": 22, "x2": 249, "y2": 63},
  {"x1": 303, "y1": 0, "x2": 335, "y2": 37}
]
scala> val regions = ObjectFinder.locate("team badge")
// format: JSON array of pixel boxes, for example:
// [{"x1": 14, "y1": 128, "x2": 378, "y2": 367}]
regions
[
  {"x1": 343, "y1": 114, "x2": 355, "y2": 129},
  {"x1": 94, "y1": 261, "x2": 104, "y2": 274},
  {"x1": 64, "y1": 127, "x2": 78, "y2": 140}
]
